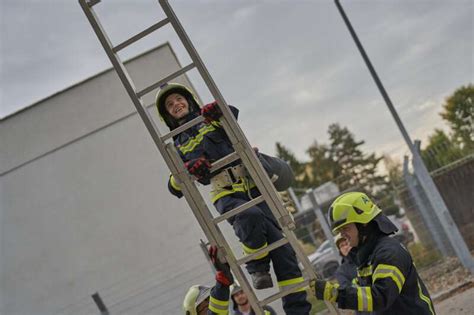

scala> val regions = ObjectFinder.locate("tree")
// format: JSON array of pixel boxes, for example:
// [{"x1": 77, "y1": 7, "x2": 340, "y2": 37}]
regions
[
  {"x1": 421, "y1": 129, "x2": 464, "y2": 171},
  {"x1": 304, "y1": 140, "x2": 340, "y2": 189},
  {"x1": 383, "y1": 155, "x2": 403, "y2": 188},
  {"x1": 440, "y1": 84, "x2": 474, "y2": 151},
  {"x1": 326, "y1": 124, "x2": 387, "y2": 196}
]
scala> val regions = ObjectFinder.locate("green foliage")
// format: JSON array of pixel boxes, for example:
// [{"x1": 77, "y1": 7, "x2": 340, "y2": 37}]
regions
[
  {"x1": 440, "y1": 84, "x2": 474, "y2": 152},
  {"x1": 421, "y1": 129, "x2": 465, "y2": 171},
  {"x1": 276, "y1": 124, "x2": 395, "y2": 206}
]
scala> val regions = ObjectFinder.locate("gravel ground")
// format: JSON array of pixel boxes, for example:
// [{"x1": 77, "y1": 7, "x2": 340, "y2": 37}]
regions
[
  {"x1": 434, "y1": 286, "x2": 474, "y2": 315},
  {"x1": 419, "y1": 256, "x2": 474, "y2": 295}
]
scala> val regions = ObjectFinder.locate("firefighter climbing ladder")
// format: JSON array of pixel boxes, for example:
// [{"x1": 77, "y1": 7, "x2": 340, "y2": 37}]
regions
[{"x1": 79, "y1": 1, "x2": 339, "y2": 314}]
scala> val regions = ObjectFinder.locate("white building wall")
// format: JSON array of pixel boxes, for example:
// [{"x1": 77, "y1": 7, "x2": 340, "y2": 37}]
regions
[{"x1": 0, "y1": 44, "x2": 226, "y2": 315}]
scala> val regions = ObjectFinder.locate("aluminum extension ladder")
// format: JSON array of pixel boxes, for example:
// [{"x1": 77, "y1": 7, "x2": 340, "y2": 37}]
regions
[{"x1": 79, "y1": 1, "x2": 339, "y2": 314}]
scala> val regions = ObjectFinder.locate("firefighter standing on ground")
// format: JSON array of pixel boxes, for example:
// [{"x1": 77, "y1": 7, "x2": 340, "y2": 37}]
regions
[
  {"x1": 156, "y1": 83, "x2": 311, "y2": 315},
  {"x1": 311, "y1": 192, "x2": 435, "y2": 314}
]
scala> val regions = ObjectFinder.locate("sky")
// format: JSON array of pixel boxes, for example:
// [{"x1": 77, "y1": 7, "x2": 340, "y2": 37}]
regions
[{"x1": 1, "y1": 0, "x2": 473, "y2": 162}]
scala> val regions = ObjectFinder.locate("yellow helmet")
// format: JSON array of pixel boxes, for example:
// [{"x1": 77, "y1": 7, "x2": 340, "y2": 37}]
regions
[
  {"x1": 328, "y1": 192, "x2": 381, "y2": 233},
  {"x1": 183, "y1": 285, "x2": 211, "y2": 315}
]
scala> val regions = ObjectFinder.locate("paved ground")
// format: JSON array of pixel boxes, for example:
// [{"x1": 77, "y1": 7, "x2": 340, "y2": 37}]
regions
[{"x1": 434, "y1": 286, "x2": 474, "y2": 315}]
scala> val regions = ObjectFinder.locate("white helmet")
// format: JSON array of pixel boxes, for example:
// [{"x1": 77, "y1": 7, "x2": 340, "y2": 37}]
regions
[{"x1": 183, "y1": 285, "x2": 211, "y2": 315}]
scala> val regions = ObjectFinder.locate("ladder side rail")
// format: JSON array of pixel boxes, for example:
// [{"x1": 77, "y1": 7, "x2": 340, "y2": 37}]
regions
[
  {"x1": 158, "y1": 0, "x2": 292, "y2": 229},
  {"x1": 81, "y1": 1, "x2": 338, "y2": 313},
  {"x1": 159, "y1": 1, "x2": 340, "y2": 312},
  {"x1": 165, "y1": 144, "x2": 265, "y2": 315},
  {"x1": 79, "y1": 1, "x2": 170, "y2": 164},
  {"x1": 158, "y1": 0, "x2": 319, "y2": 285},
  {"x1": 78, "y1": 0, "x2": 226, "y2": 278},
  {"x1": 80, "y1": 3, "x2": 264, "y2": 312}
]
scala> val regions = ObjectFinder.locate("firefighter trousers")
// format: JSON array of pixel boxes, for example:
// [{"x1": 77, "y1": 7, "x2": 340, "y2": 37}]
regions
[{"x1": 214, "y1": 190, "x2": 311, "y2": 315}]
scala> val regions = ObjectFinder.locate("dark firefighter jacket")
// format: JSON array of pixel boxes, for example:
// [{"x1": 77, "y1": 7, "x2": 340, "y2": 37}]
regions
[
  {"x1": 335, "y1": 253, "x2": 358, "y2": 289},
  {"x1": 167, "y1": 106, "x2": 248, "y2": 203},
  {"x1": 336, "y1": 235, "x2": 435, "y2": 314}
]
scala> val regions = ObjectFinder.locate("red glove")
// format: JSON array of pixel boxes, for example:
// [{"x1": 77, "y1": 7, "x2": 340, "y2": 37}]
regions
[
  {"x1": 185, "y1": 157, "x2": 211, "y2": 180},
  {"x1": 209, "y1": 245, "x2": 234, "y2": 286},
  {"x1": 201, "y1": 101, "x2": 223, "y2": 123}
]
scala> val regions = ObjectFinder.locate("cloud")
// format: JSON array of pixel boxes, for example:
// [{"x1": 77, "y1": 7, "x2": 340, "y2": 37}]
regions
[{"x1": 1, "y1": 0, "x2": 472, "y2": 168}]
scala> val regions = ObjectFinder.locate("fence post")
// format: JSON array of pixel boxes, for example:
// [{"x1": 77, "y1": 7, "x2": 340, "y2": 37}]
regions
[
  {"x1": 91, "y1": 292, "x2": 109, "y2": 315},
  {"x1": 403, "y1": 156, "x2": 450, "y2": 257}
]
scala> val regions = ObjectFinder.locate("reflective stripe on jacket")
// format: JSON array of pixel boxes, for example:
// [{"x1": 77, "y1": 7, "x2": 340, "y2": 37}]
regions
[
  {"x1": 337, "y1": 236, "x2": 435, "y2": 314},
  {"x1": 168, "y1": 106, "x2": 254, "y2": 202}
]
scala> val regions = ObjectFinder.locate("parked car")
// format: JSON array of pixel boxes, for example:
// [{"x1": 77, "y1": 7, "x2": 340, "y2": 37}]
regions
[{"x1": 308, "y1": 240, "x2": 341, "y2": 279}]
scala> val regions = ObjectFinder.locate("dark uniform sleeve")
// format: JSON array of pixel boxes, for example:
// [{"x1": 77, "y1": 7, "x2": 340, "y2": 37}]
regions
[
  {"x1": 336, "y1": 243, "x2": 411, "y2": 312},
  {"x1": 208, "y1": 282, "x2": 230, "y2": 315},
  {"x1": 335, "y1": 260, "x2": 357, "y2": 289}
]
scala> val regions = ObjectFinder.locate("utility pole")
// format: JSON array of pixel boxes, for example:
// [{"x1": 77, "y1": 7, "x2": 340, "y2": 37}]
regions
[{"x1": 334, "y1": 0, "x2": 474, "y2": 273}]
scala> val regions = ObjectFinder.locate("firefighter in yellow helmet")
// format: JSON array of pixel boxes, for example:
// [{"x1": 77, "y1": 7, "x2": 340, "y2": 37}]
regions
[{"x1": 310, "y1": 192, "x2": 435, "y2": 314}]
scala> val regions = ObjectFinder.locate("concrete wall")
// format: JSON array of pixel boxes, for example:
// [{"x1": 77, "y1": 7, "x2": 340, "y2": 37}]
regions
[{"x1": 0, "y1": 44, "x2": 221, "y2": 315}]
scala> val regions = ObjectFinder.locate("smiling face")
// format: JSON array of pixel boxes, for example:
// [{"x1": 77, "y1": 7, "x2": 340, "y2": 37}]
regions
[
  {"x1": 339, "y1": 223, "x2": 359, "y2": 247},
  {"x1": 165, "y1": 93, "x2": 190, "y2": 120}
]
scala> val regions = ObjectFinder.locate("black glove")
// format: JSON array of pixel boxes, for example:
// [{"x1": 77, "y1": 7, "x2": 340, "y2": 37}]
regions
[
  {"x1": 209, "y1": 245, "x2": 234, "y2": 286},
  {"x1": 201, "y1": 101, "x2": 223, "y2": 123},
  {"x1": 185, "y1": 157, "x2": 211, "y2": 180}
]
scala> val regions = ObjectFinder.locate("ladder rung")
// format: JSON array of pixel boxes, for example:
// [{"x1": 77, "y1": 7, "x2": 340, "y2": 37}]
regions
[
  {"x1": 113, "y1": 18, "x2": 170, "y2": 53},
  {"x1": 136, "y1": 63, "x2": 195, "y2": 98},
  {"x1": 87, "y1": 0, "x2": 100, "y2": 7},
  {"x1": 160, "y1": 115, "x2": 204, "y2": 141},
  {"x1": 259, "y1": 279, "x2": 310, "y2": 306},
  {"x1": 213, "y1": 196, "x2": 265, "y2": 224},
  {"x1": 209, "y1": 152, "x2": 240, "y2": 173},
  {"x1": 236, "y1": 238, "x2": 289, "y2": 265}
]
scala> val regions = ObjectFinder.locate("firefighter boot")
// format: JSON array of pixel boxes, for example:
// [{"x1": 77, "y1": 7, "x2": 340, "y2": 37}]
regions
[{"x1": 251, "y1": 271, "x2": 274, "y2": 289}]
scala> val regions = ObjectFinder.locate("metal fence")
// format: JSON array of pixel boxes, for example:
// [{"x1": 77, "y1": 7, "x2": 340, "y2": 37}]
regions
[{"x1": 291, "y1": 138, "x2": 474, "y2": 306}]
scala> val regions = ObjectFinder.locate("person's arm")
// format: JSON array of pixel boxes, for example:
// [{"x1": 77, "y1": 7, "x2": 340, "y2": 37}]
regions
[
  {"x1": 208, "y1": 282, "x2": 230, "y2": 315},
  {"x1": 208, "y1": 245, "x2": 233, "y2": 315},
  {"x1": 312, "y1": 243, "x2": 411, "y2": 313},
  {"x1": 334, "y1": 261, "x2": 356, "y2": 289}
]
